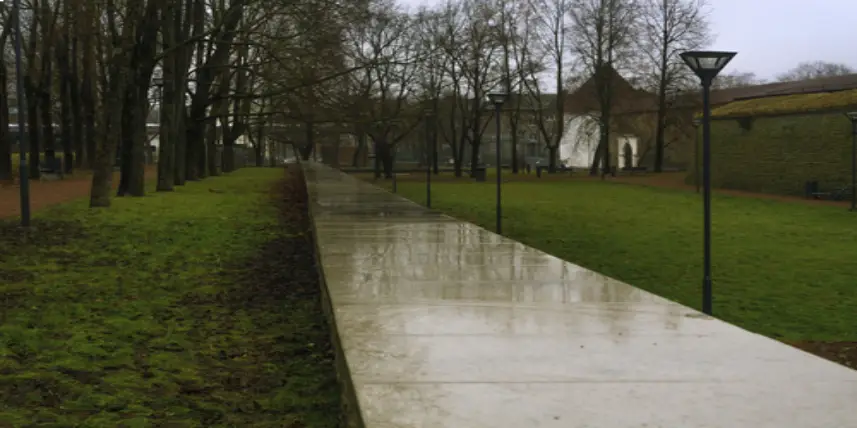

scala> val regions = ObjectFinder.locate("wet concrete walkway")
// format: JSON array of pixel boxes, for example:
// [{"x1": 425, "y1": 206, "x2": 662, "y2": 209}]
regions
[{"x1": 304, "y1": 163, "x2": 857, "y2": 428}]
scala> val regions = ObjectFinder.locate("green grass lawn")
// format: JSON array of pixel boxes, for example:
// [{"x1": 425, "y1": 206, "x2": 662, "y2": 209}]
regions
[
  {"x1": 0, "y1": 167, "x2": 340, "y2": 427},
  {"x1": 385, "y1": 178, "x2": 857, "y2": 342}
]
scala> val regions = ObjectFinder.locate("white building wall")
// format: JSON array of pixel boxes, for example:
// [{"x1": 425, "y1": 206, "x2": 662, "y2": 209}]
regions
[{"x1": 559, "y1": 115, "x2": 600, "y2": 169}]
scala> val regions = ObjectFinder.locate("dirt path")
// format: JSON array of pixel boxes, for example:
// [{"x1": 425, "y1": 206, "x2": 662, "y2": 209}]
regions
[{"x1": 0, "y1": 167, "x2": 156, "y2": 219}]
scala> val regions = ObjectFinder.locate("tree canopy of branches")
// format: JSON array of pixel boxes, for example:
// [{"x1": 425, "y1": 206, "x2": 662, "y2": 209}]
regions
[
  {"x1": 777, "y1": 61, "x2": 855, "y2": 82},
  {"x1": 2, "y1": 0, "x2": 766, "y2": 202},
  {"x1": 0, "y1": 0, "x2": 371, "y2": 206}
]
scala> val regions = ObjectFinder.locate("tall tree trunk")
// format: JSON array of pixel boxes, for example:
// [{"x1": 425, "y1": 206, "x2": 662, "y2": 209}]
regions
[
  {"x1": 654, "y1": 44, "x2": 669, "y2": 172},
  {"x1": 210, "y1": 72, "x2": 229, "y2": 174},
  {"x1": 156, "y1": 0, "x2": 178, "y2": 191},
  {"x1": 39, "y1": 2, "x2": 56, "y2": 174},
  {"x1": 81, "y1": 0, "x2": 97, "y2": 169},
  {"x1": 26, "y1": 80, "x2": 40, "y2": 180},
  {"x1": 0, "y1": 71, "x2": 8, "y2": 181},
  {"x1": 57, "y1": 34, "x2": 74, "y2": 174},
  {"x1": 221, "y1": 36, "x2": 251, "y2": 173},
  {"x1": 90, "y1": 0, "x2": 146, "y2": 206},
  {"x1": 374, "y1": 139, "x2": 393, "y2": 178},
  {"x1": 117, "y1": 89, "x2": 135, "y2": 196},
  {"x1": 300, "y1": 121, "x2": 314, "y2": 160},
  {"x1": 118, "y1": 2, "x2": 159, "y2": 197},
  {"x1": 127, "y1": 91, "x2": 149, "y2": 196},
  {"x1": 253, "y1": 97, "x2": 267, "y2": 166},
  {"x1": 222, "y1": 137, "x2": 234, "y2": 172},
  {"x1": 469, "y1": 140, "x2": 480, "y2": 173},
  {"x1": 206, "y1": 119, "x2": 220, "y2": 176},
  {"x1": 0, "y1": 19, "x2": 9, "y2": 181},
  {"x1": 90, "y1": 60, "x2": 128, "y2": 207},
  {"x1": 71, "y1": 35, "x2": 84, "y2": 169},
  {"x1": 172, "y1": 0, "x2": 195, "y2": 186},
  {"x1": 40, "y1": 74, "x2": 55, "y2": 172},
  {"x1": 353, "y1": 132, "x2": 366, "y2": 167},
  {"x1": 185, "y1": 0, "x2": 245, "y2": 180},
  {"x1": 173, "y1": 107, "x2": 188, "y2": 185},
  {"x1": 454, "y1": 135, "x2": 466, "y2": 177}
]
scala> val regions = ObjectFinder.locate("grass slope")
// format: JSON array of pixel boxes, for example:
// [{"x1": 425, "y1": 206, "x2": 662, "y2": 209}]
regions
[
  {"x1": 387, "y1": 179, "x2": 857, "y2": 343},
  {"x1": 0, "y1": 167, "x2": 339, "y2": 427}
]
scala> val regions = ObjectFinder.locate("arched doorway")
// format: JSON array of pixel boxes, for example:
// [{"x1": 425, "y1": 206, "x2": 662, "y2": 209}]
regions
[{"x1": 622, "y1": 142, "x2": 634, "y2": 169}]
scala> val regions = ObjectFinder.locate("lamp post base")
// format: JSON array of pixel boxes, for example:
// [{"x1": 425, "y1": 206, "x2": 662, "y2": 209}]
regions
[{"x1": 702, "y1": 276, "x2": 713, "y2": 315}]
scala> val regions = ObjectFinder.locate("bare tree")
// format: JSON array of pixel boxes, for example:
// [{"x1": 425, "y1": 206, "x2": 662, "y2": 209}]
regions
[
  {"x1": 710, "y1": 70, "x2": 764, "y2": 89},
  {"x1": 460, "y1": 0, "x2": 503, "y2": 174},
  {"x1": 0, "y1": 11, "x2": 11, "y2": 181},
  {"x1": 415, "y1": 8, "x2": 449, "y2": 172},
  {"x1": 431, "y1": 0, "x2": 505, "y2": 175},
  {"x1": 343, "y1": 0, "x2": 422, "y2": 178},
  {"x1": 525, "y1": 0, "x2": 573, "y2": 172},
  {"x1": 638, "y1": 0, "x2": 710, "y2": 172},
  {"x1": 777, "y1": 61, "x2": 855, "y2": 82},
  {"x1": 433, "y1": 0, "x2": 469, "y2": 176},
  {"x1": 568, "y1": 0, "x2": 639, "y2": 175}
]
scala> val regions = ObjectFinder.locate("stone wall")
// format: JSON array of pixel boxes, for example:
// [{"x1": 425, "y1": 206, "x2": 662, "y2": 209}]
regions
[{"x1": 690, "y1": 113, "x2": 853, "y2": 196}]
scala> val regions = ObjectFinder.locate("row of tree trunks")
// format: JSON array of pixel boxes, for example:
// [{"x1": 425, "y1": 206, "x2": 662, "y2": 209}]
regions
[{"x1": 0, "y1": 14, "x2": 10, "y2": 181}]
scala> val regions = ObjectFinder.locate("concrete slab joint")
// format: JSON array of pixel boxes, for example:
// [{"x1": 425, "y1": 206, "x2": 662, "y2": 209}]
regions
[{"x1": 302, "y1": 161, "x2": 857, "y2": 428}]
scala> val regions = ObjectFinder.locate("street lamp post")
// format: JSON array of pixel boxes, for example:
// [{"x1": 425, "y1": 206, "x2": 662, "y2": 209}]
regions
[
  {"x1": 488, "y1": 91, "x2": 508, "y2": 234},
  {"x1": 424, "y1": 108, "x2": 434, "y2": 208},
  {"x1": 680, "y1": 50, "x2": 737, "y2": 316},
  {"x1": 692, "y1": 117, "x2": 701, "y2": 193},
  {"x1": 4, "y1": 0, "x2": 31, "y2": 226},
  {"x1": 391, "y1": 145, "x2": 397, "y2": 193},
  {"x1": 846, "y1": 112, "x2": 857, "y2": 211}
]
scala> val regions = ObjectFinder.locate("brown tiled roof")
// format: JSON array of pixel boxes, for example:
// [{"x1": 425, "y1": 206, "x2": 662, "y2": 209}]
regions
[{"x1": 564, "y1": 65, "x2": 659, "y2": 115}]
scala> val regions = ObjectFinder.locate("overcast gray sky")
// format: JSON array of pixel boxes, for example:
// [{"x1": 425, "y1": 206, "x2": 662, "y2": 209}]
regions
[{"x1": 400, "y1": 0, "x2": 857, "y2": 80}]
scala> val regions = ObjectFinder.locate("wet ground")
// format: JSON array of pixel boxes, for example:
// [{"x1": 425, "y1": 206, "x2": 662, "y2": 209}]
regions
[{"x1": 313, "y1": 164, "x2": 857, "y2": 427}]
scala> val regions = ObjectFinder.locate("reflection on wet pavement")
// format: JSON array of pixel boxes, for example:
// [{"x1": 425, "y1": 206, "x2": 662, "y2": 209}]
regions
[{"x1": 305, "y1": 163, "x2": 857, "y2": 428}]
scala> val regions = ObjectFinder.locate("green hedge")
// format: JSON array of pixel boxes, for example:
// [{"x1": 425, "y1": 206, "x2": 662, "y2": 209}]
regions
[
  {"x1": 711, "y1": 89, "x2": 857, "y2": 118},
  {"x1": 687, "y1": 113, "x2": 853, "y2": 196}
]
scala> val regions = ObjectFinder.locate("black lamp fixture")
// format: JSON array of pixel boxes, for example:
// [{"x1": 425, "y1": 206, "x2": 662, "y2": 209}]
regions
[
  {"x1": 680, "y1": 50, "x2": 737, "y2": 316},
  {"x1": 487, "y1": 91, "x2": 508, "y2": 234},
  {"x1": 680, "y1": 51, "x2": 737, "y2": 85},
  {"x1": 845, "y1": 111, "x2": 857, "y2": 211}
]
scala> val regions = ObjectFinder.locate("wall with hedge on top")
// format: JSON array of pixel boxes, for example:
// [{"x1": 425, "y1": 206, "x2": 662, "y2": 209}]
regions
[
  {"x1": 690, "y1": 114, "x2": 852, "y2": 197},
  {"x1": 685, "y1": 90, "x2": 857, "y2": 197}
]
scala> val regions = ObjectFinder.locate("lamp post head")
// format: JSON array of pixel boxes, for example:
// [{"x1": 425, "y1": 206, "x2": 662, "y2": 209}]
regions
[
  {"x1": 487, "y1": 92, "x2": 508, "y2": 107},
  {"x1": 680, "y1": 50, "x2": 737, "y2": 85}
]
